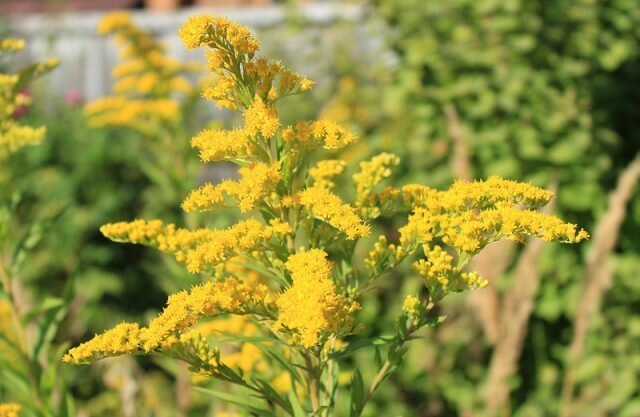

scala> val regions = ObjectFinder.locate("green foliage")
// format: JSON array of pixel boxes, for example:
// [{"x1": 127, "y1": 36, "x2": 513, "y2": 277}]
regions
[{"x1": 317, "y1": 0, "x2": 640, "y2": 415}]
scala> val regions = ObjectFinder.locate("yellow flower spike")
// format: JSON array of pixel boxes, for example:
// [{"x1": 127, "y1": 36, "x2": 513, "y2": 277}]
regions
[
  {"x1": 185, "y1": 219, "x2": 271, "y2": 273},
  {"x1": 141, "y1": 291, "x2": 196, "y2": 352},
  {"x1": 0, "y1": 124, "x2": 47, "y2": 160},
  {"x1": 299, "y1": 186, "x2": 370, "y2": 239},
  {"x1": 87, "y1": 12, "x2": 195, "y2": 129},
  {"x1": 98, "y1": 11, "x2": 132, "y2": 34},
  {"x1": 300, "y1": 78, "x2": 315, "y2": 92},
  {"x1": 411, "y1": 245, "x2": 487, "y2": 294},
  {"x1": 182, "y1": 162, "x2": 280, "y2": 213},
  {"x1": 100, "y1": 219, "x2": 219, "y2": 264},
  {"x1": 178, "y1": 14, "x2": 214, "y2": 50},
  {"x1": 402, "y1": 295, "x2": 421, "y2": 319},
  {"x1": 63, "y1": 322, "x2": 141, "y2": 364},
  {"x1": 0, "y1": 38, "x2": 26, "y2": 52},
  {"x1": 205, "y1": 49, "x2": 226, "y2": 72},
  {"x1": 1, "y1": 38, "x2": 56, "y2": 160},
  {"x1": 268, "y1": 218, "x2": 293, "y2": 235},
  {"x1": 271, "y1": 372, "x2": 293, "y2": 393},
  {"x1": 244, "y1": 97, "x2": 280, "y2": 139},
  {"x1": 182, "y1": 183, "x2": 225, "y2": 212},
  {"x1": 353, "y1": 152, "x2": 400, "y2": 202},
  {"x1": 191, "y1": 127, "x2": 253, "y2": 162},
  {"x1": 64, "y1": 276, "x2": 275, "y2": 364},
  {"x1": 311, "y1": 120, "x2": 358, "y2": 149},
  {"x1": 275, "y1": 250, "x2": 359, "y2": 348},
  {"x1": 0, "y1": 403, "x2": 21, "y2": 417},
  {"x1": 309, "y1": 159, "x2": 347, "y2": 189}
]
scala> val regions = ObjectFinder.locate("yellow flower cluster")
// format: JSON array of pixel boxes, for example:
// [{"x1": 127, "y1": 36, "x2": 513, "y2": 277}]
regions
[
  {"x1": 414, "y1": 176, "x2": 554, "y2": 212},
  {"x1": 275, "y1": 250, "x2": 358, "y2": 348},
  {"x1": 310, "y1": 159, "x2": 347, "y2": 189},
  {"x1": 353, "y1": 153, "x2": 399, "y2": 202},
  {"x1": 85, "y1": 97, "x2": 179, "y2": 130},
  {"x1": 185, "y1": 219, "x2": 272, "y2": 273},
  {"x1": 101, "y1": 219, "x2": 287, "y2": 273},
  {"x1": 401, "y1": 295, "x2": 421, "y2": 319},
  {"x1": 281, "y1": 120, "x2": 358, "y2": 150},
  {"x1": 299, "y1": 186, "x2": 370, "y2": 239},
  {"x1": 0, "y1": 38, "x2": 25, "y2": 52},
  {"x1": 98, "y1": 12, "x2": 192, "y2": 97},
  {"x1": 398, "y1": 177, "x2": 588, "y2": 255},
  {"x1": 64, "y1": 276, "x2": 273, "y2": 364},
  {"x1": 0, "y1": 301, "x2": 19, "y2": 363},
  {"x1": 0, "y1": 403, "x2": 20, "y2": 417},
  {"x1": 365, "y1": 235, "x2": 407, "y2": 276},
  {"x1": 100, "y1": 219, "x2": 216, "y2": 263},
  {"x1": 0, "y1": 40, "x2": 57, "y2": 160},
  {"x1": 244, "y1": 97, "x2": 280, "y2": 138},
  {"x1": 63, "y1": 322, "x2": 141, "y2": 364},
  {"x1": 182, "y1": 162, "x2": 280, "y2": 213},
  {"x1": 412, "y1": 245, "x2": 488, "y2": 293},
  {"x1": 85, "y1": 12, "x2": 195, "y2": 129},
  {"x1": 179, "y1": 15, "x2": 259, "y2": 54},
  {"x1": 179, "y1": 14, "x2": 311, "y2": 110},
  {"x1": 191, "y1": 127, "x2": 253, "y2": 162}
]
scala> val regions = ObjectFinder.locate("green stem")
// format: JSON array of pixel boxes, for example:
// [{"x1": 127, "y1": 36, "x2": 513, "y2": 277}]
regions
[
  {"x1": 304, "y1": 352, "x2": 321, "y2": 413},
  {"x1": 357, "y1": 324, "x2": 417, "y2": 416}
]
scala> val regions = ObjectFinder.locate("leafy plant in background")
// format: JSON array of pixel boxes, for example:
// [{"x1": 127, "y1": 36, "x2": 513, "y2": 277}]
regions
[
  {"x1": 0, "y1": 37, "x2": 75, "y2": 417},
  {"x1": 63, "y1": 14, "x2": 588, "y2": 417},
  {"x1": 318, "y1": 0, "x2": 640, "y2": 415}
]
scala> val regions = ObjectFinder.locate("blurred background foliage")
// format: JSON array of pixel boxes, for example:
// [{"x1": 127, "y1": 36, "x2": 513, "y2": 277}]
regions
[{"x1": 2, "y1": 0, "x2": 640, "y2": 416}]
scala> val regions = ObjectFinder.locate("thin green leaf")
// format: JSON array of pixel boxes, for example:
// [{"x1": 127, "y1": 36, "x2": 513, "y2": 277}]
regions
[{"x1": 194, "y1": 387, "x2": 273, "y2": 416}]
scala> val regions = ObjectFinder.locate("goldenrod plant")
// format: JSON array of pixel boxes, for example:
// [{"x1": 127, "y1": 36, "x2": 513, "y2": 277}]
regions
[
  {"x1": 65, "y1": 15, "x2": 588, "y2": 416},
  {"x1": 0, "y1": 38, "x2": 74, "y2": 417},
  {"x1": 85, "y1": 12, "x2": 203, "y2": 221}
]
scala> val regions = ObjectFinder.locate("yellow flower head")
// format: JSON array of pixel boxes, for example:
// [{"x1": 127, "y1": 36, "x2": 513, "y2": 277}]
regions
[
  {"x1": 310, "y1": 159, "x2": 347, "y2": 189},
  {"x1": 299, "y1": 186, "x2": 370, "y2": 239},
  {"x1": 244, "y1": 97, "x2": 280, "y2": 138},
  {"x1": 0, "y1": 403, "x2": 21, "y2": 417},
  {"x1": 0, "y1": 38, "x2": 25, "y2": 52},
  {"x1": 191, "y1": 127, "x2": 253, "y2": 162},
  {"x1": 63, "y1": 322, "x2": 141, "y2": 364},
  {"x1": 353, "y1": 152, "x2": 399, "y2": 202},
  {"x1": 275, "y1": 249, "x2": 358, "y2": 348},
  {"x1": 402, "y1": 295, "x2": 421, "y2": 319},
  {"x1": 182, "y1": 162, "x2": 280, "y2": 213},
  {"x1": 412, "y1": 245, "x2": 488, "y2": 293},
  {"x1": 98, "y1": 12, "x2": 132, "y2": 34},
  {"x1": 179, "y1": 14, "x2": 215, "y2": 50}
]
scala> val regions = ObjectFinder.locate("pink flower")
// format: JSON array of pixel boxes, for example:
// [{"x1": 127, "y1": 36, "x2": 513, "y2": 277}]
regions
[{"x1": 65, "y1": 88, "x2": 84, "y2": 107}]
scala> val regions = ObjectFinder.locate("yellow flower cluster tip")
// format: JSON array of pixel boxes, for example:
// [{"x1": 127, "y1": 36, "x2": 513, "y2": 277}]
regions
[
  {"x1": 191, "y1": 127, "x2": 254, "y2": 162},
  {"x1": 402, "y1": 295, "x2": 421, "y2": 319},
  {"x1": 1, "y1": 39, "x2": 57, "y2": 160},
  {"x1": 182, "y1": 162, "x2": 280, "y2": 213},
  {"x1": 85, "y1": 12, "x2": 195, "y2": 129},
  {"x1": 101, "y1": 218, "x2": 289, "y2": 274},
  {"x1": 353, "y1": 152, "x2": 400, "y2": 202},
  {"x1": 275, "y1": 250, "x2": 358, "y2": 348},
  {"x1": 398, "y1": 177, "x2": 589, "y2": 255},
  {"x1": 179, "y1": 14, "x2": 312, "y2": 110},
  {"x1": 85, "y1": 97, "x2": 179, "y2": 130},
  {"x1": 64, "y1": 276, "x2": 274, "y2": 364},
  {"x1": 299, "y1": 186, "x2": 371, "y2": 239},
  {"x1": 412, "y1": 245, "x2": 488, "y2": 293},
  {"x1": 0, "y1": 403, "x2": 21, "y2": 417},
  {"x1": 0, "y1": 38, "x2": 25, "y2": 52},
  {"x1": 310, "y1": 159, "x2": 347, "y2": 189}
]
